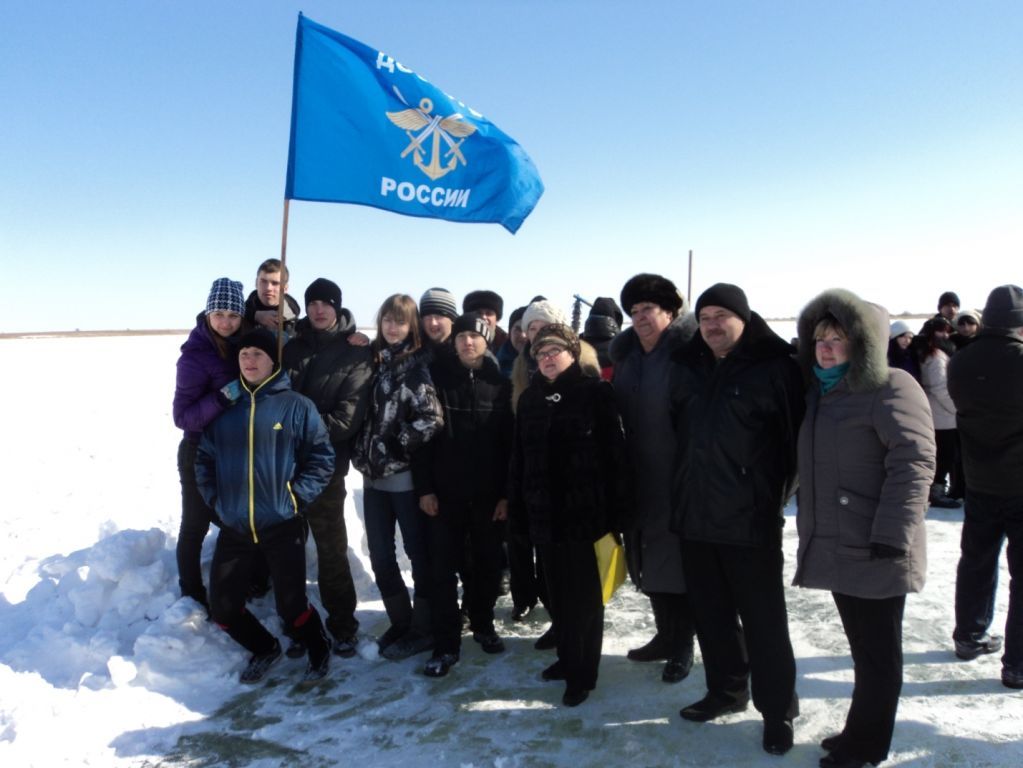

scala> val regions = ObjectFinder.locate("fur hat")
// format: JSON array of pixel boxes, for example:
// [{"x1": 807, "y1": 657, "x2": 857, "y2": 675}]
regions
[
  {"x1": 462, "y1": 290, "x2": 504, "y2": 321},
  {"x1": 420, "y1": 287, "x2": 459, "y2": 321},
  {"x1": 620, "y1": 273, "x2": 684, "y2": 315},
  {"x1": 981, "y1": 285, "x2": 1023, "y2": 330},
  {"x1": 889, "y1": 320, "x2": 913, "y2": 339},
  {"x1": 695, "y1": 283, "x2": 751, "y2": 324},
  {"x1": 522, "y1": 300, "x2": 567, "y2": 332},
  {"x1": 205, "y1": 277, "x2": 245, "y2": 316},
  {"x1": 238, "y1": 328, "x2": 278, "y2": 363},
  {"x1": 938, "y1": 291, "x2": 961, "y2": 311},
  {"x1": 451, "y1": 312, "x2": 495, "y2": 345},
  {"x1": 531, "y1": 323, "x2": 581, "y2": 360},
  {"x1": 304, "y1": 277, "x2": 342, "y2": 313}
]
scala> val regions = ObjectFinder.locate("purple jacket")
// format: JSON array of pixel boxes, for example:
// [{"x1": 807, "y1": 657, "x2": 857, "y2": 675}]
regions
[{"x1": 173, "y1": 317, "x2": 240, "y2": 441}]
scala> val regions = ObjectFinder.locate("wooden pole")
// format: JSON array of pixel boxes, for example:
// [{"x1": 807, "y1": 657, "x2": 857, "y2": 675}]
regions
[
  {"x1": 277, "y1": 198, "x2": 291, "y2": 362},
  {"x1": 687, "y1": 249, "x2": 693, "y2": 306}
]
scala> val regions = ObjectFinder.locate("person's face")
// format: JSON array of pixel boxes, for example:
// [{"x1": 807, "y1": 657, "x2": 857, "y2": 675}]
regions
[
  {"x1": 814, "y1": 331, "x2": 850, "y2": 369},
  {"x1": 307, "y1": 300, "x2": 338, "y2": 331},
  {"x1": 698, "y1": 306, "x2": 745, "y2": 358},
  {"x1": 208, "y1": 310, "x2": 242, "y2": 338},
  {"x1": 933, "y1": 325, "x2": 952, "y2": 340},
  {"x1": 535, "y1": 344, "x2": 573, "y2": 381},
  {"x1": 256, "y1": 270, "x2": 286, "y2": 307},
  {"x1": 381, "y1": 313, "x2": 411, "y2": 345},
  {"x1": 526, "y1": 319, "x2": 547, "y2": 343},
  {"x1": 629, "y1": 302, "x2": 673, "y2": 348},
  {"x1": 422, "y1": 314, "x2": 453, "y2": 343},
  {"x1": 957, "y1": 317, "x2": 979, "y2": 338},
  {"x1": 939, "y1": 303, "x2": 958, "y2": 320},
  {"x1": 896, "y1": 332, "x2": 913, "y2": 350},
  {"x1": 510, "y1": 322, "x2": 527, "y2": 353},
  {"x1": 239, "y1": 347, "x2": 274, "y2": 386},
  {"x1": 455, "y1": 331, "x2": 488, "y2": 368},
  {"x1": 476, "y1": 308, "x2": 498, "y2": 328}
]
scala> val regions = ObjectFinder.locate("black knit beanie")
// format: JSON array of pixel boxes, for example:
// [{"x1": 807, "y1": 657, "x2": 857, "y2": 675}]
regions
[
  {"x1": 304, "y1": 278, "x2": 342, "y2": 314},
  {"x1": 238, "y1": 328, "x2": 279, "y2": 364},
  {"x1": 451, "y1": 312, "x2": 495, "y2": 344},
  {"x1": 695, "y1": 283, "x2": 751, "y2": 324},
  {"x1": 982, "y1": 285, "x2": 1023, "y2": 330}
]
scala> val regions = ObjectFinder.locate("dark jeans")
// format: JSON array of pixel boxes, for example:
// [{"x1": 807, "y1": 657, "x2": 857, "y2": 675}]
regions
[
  {"x1": 538, "y1": 539, "x2": 604, "y2": 691},
  {"x1": 176, "y1": 437, "x2": 217, "y2": 601},
  {"x1": 306, "y1": 469, "x2": 359, "y2": 639},
  {"x1": 428, "y1": 499, "x2": 504, "y2": 655},
  {"x1": 833, "y1": 592, "x2": 906, "y2": 764},
  {"x1": 508, "y1": 530, "x2": 548, "y2": 610},
  {"x1": 209, "y1": 516, "x2": 310, "y2": 630},
  {"x1": 954, "y1": 489, "x2": 1023, "y2": 668},
  {"x1": 934, "y1": 428, "x2": 958, "y2": 488},
  {"x1": 363, "y1": 487, "x2": 430, "y2": 602},
  {"x1": 682, "y1": 539, "x2": 798, "y2": 720}
]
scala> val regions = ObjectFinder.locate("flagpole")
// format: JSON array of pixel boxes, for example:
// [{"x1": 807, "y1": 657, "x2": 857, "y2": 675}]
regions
[
  {"x1": 277, "y1": 198, "x2": 291, "y2": 361},
  {"x1": 687, "y1": 249, "x2": 693, "y2": 306}
]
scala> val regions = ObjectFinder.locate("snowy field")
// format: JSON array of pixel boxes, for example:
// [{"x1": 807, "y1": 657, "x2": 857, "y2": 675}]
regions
[{"x1": 0, "y1": 333, "x2": 1018, "y2": 768}]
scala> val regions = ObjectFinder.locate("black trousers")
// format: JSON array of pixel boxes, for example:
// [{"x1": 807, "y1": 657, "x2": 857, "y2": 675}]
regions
[
  {"x1": 508, "y1": 530, "x2": 548, "y2": 610},
  {"x1": 538, "y1": 539, "x2": 604, "y2": 691},
  {"x1": 933, "y1": 428, "x2": 958, "y2": 488},
  {"x1": 832, "y1": 592, "x2": 906, "y2": 764},
  {"x1": 210, "y1": 517, "x2": 310, "y2": 632},
  {"x1": 305, "y1": 469, "x2": 359, "y2": 639},
  {"x1": 176, "y1": 437, "x2": 217, "y2": 602},
  {"x1": 682, "y1": 539, "x2": 798, "y2": 720},
  {"x1": 428, "y1": 500, "x2": 504, "y2": 655}
]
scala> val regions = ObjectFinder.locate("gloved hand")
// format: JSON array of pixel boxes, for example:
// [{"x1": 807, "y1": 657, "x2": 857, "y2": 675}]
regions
[
  {"x1": 870, "y1": 542, "x2": 905, "y2": 560},
  {"x1": 219, "y1": 380, "x2": 242, "y2": 405}
]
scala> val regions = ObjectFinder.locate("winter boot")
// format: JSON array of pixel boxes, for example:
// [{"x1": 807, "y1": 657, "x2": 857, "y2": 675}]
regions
[
  {"x1": 383, "y1": 596, "x2": 434, "y2": 660},
  {"x1": 220, "y1": 610, "x2": 282, "y2": 684},
  {"x1": 662, "y1": 594, "x2": 696, "y2": 684},
  {"x1": 377, "y1": 591, "x2": 413, "y2": 655},
  {"x1": 628, "y1": 593, "x2": 672, "y2": 662},
  {"x1": 930, "y1": 483, "x2": 962, "y2": 509},
  {"x1": 294, "y1": 607, "x2": 330, "y2": 683}
]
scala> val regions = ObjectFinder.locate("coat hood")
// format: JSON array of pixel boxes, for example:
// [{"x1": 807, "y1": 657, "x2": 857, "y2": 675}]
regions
[{"x1": 797, "y1": 289, "x2": 890, "y2": 393}]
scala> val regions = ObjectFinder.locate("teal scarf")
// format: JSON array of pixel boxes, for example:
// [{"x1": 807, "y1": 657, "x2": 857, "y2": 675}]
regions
[{"x1": 813, "y1": 362, "x2": 849, "y2": 394}]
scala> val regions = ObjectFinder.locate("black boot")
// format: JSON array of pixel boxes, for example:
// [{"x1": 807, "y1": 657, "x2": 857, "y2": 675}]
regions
[
  {"x1": 627, "y1": 593, "x2": 672, "y2": 662},
  {"x1": 221, "y1": 610, "x2": 282, "y2": 684},
  {"x1": 384, "y1": 596, "x2": 434, "y2": 660},
  {"x1": 662, "y1": 594, "x2": 695, "y2": 684},
  {"x1": 294, "y1": 607, "x2": 330, "y2": 683},
  {"x1": 378, "y1": 591, "x2": 413, "y2": 655}
]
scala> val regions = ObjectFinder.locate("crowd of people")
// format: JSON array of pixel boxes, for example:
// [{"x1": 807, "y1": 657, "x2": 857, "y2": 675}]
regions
[{"x1": 172, "y1": 261, "x2": 1022, "y2": 768}]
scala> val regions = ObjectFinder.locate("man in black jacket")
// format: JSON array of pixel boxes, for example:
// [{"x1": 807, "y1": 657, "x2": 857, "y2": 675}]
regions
[
  {"x1": 670, "y1": 283, "x2": 804, "y2": 755},
  {"x1": 947, "y1": 284, "x2": 1023, "y2": 690},
  {"x1": 282, "y1": 278, "x2": 373, "y2": 657},
  {"x1": 414, "y1": 312, "x2": 514, "y2": 678}
]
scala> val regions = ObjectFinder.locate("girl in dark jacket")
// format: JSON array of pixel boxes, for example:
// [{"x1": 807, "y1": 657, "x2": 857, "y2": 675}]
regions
[
  {"x1": 509, "y1": 323, "x2": 630, "y2": 707},
  {"x1": 171, "y1": 278, "x2": 249, "y2": 608},
  {"x1": 352, "y1": 294, "x2": 443, "y2": 660}
]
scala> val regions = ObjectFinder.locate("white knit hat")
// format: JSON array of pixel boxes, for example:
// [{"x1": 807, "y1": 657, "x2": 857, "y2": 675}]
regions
[{"x1": 522, "y1": 300, "x2": 567, "y2": 332}]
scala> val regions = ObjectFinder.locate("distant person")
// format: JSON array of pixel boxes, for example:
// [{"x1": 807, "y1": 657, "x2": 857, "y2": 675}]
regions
[
  {"x1": 496, "y1": 305, "x2": 527, "y2": 379},
  {"x1": 419, "y1": 287, "x2": 459, "y2": 350},
  {"x1": 609, "y1": 274, "x2": 698, "y2": 685},
  {"x1": 195, "y1": 328, "x2": 335, "y2": 684},
  {"x1": 937, "y1": 291, "x2": 960, "y2": 322},
  {"x1": 794, "y1": 289, "x2": 935, "y2": 768},
  {"x1": 245, "y1": 258, "x2": 301, "y2": 336},
  {"x1": 671, "y1": 283, "x2": 803, "y2": 756},
  {"x1": 414, "y1": 312, "x2": 514, "y2": 677},
  {"x1": 171, "y1": 277, "x2": 250, "y2": 609},
  {"x1": 582, "y1": 297, "x2": 624, "y2": 380},
  {"x1": 462, "y1": 289, "x2": 507, "y2": 354},
  {"x1": 282, "y1": 278, "x2": 373, "y2": 659},
  {"x1": 886, "y1": 320, "x2": 921, "y2": 384},
  {"x1": 953, "y1": 308, "x2": 982, "y2": 349},
  {"x1": 914, "y1": 316, "x2": 961, "y2": 508},
  {"x1": 352, "y1": 294, "x2": 443, "y2": 661},
  {"x1": 948, "y1": 285, "x2": 1023, "y2": 691},
  {"x1": 509, "y1": 323, "x2": 629, "y2": 707}
]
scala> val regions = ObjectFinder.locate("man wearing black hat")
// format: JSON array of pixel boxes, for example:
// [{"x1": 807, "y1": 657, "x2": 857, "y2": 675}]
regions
[
  {"x1": 282, "y1": 278, "x2": 374, "y2": 658},
  {"x1": 463, "y1": 289, "x2": 508, "y2": 354},
  {"x1": 413, "y1": 312, "x2": 514, "y2": 677},
  {"x1": 669, "y1": 283, "x2": 804, "y2": 755},
  {"x1": 947, "y1": 284, "x2": 1023, "y2": 690}
]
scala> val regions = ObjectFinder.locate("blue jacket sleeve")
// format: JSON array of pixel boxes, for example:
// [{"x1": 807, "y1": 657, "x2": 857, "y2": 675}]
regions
[{"x1": 291, "y1": 403, "x2": 336, "y2": 506}]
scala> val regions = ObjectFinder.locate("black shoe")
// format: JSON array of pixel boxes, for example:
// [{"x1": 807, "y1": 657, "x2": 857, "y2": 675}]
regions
[
  {"x1": 562, "y1": 687, "x2": 589, "y2": 707},
  {"x1": 763, "y1": 718, "x2": 794, "y2": 755},
  {"x1": 473, "y1": 630, "x2": 506, "y2": 654},
  {"x1": 332, "y1": 635, "x2": 358, "y2": 658},
  {"x1": 541, "y1": 661, "x2": 566, "y2": 681},
  {"x1": 512, "y1": 603, "x2": 536, "y2": 621},
  {"x1": 423, "y1": 652, "x2": 459, "y2": 678},
  {"x1": 627, "y1": 633, "x2": 671, "y2": 662},
  {"x1": 285, "y1": 639, "x2": 306, "y2": 659},
  {"x1": 302, "y1": 649, "x2": 330, "y2": 684},
  {"x1": 376, "y1": 624, "x2": 408, "y2": 655},
  {"x1": 821, "y1": 733, "x2": 843, "y2": 752},
  {"x1": 239, "y1": 640, "x2": 282, "y2": 684},
  {"x1": 534, "y1": 626, "x2": 556, "y2": 650},
  {"x1": 820, "y1": 751, "x2": 875, "y2": 768},
  {"x1": 930, "y1": 495, "x2": 961, "y2": 509},
  {"x1": 1003, "y1": 665, "x2": 1023, "y2": 689},
  {"x1": 382, "y1": 631, "x2": 434, "y2": 660},
  {"x1": 954, "y1": 634, "x2": 1003, "y2": 660},
  {"x1": 662, "y1": 653, "x2": 694, "y2": 684},
  {"x1": 679, "y1": 692, "x2": 749, "y2": 722}
]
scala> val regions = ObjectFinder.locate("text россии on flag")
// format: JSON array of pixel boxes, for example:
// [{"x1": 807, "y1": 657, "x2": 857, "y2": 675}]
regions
[{"x1": 285, "y1": 14, "x2": 544, "y2": 234}]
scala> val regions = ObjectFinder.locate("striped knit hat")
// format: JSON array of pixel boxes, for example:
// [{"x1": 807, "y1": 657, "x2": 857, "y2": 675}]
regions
[
  {"x1": 419, "y1": 287, "x2": 459, "y2": 321},
  {"x1": 205, "y1": 278, "x2": 245, "y2": 316}
]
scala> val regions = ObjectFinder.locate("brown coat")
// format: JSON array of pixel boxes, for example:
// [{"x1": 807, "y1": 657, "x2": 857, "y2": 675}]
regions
[{"x1": 792, "y1": 289, "x2": 936, "y2": 599}]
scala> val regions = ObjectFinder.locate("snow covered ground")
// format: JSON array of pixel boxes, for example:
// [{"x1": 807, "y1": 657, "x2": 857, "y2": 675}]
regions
[{"x1": 0, "y1": 333, "x2": 1018, "y2": 768}]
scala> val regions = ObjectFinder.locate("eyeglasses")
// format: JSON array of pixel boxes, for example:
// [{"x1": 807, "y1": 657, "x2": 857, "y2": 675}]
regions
[{"x1": 534, "y1": 347, "x2": 566, "y2": 361}]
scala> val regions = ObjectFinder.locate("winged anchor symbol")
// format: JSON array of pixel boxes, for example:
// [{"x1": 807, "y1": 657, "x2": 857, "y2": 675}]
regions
[{"x1": 386, "y1": 94, "x2": 478, "y2": 181}]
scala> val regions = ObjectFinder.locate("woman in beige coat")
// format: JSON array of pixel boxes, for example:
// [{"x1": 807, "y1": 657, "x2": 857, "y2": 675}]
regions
[{"x1": 793, "y1": 289, "x2": 935, "y2": 768}]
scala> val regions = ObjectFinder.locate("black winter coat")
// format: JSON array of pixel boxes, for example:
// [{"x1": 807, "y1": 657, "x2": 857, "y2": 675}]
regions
[
  {"x1": 412, "y1": 352, "x2": 513, "y2": 505},
  {"x1": 509, "y1": 363, "x2": 630, "y2": 545},
  {"x1": 670, "y1": 313, "x2": 805, "y2": 547},
  {"x1": 282, "y1": 310, "x2": 374, "y2": 475}
]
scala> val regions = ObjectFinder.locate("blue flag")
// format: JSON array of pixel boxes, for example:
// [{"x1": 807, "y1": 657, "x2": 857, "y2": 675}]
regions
[{"x1": 285, "y1": 14, "x2": 544, "y2": 234}]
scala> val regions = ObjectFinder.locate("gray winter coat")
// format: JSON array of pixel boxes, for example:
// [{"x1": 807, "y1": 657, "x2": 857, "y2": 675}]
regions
[
  {"x1": 609, "y1": 315, "x2": 697, "y2": 592},
  {"x1": 792, "y1": 289, "x2": 936, "y2": 599}
]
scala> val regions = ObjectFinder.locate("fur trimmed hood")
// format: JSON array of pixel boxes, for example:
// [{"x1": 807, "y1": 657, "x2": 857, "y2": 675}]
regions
[{"x1": 797, "y1": 289, "x2": 890, "y2": 393}]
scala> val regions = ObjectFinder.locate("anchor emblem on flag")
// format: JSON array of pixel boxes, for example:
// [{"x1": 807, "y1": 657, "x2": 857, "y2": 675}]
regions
[{"x1": 386, "y1": 89, "x2": 478, "y2": 181}]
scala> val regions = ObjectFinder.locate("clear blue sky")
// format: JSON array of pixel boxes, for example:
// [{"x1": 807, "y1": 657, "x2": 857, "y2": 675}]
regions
[{"x1": 2, "y1": 1, "x2": 1020, "y2": 332}]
